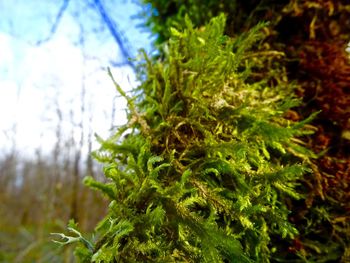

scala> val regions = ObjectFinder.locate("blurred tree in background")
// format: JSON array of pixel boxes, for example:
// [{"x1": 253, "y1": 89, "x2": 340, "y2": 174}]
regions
[{"x1": 0, "y1": 0, "x2": 147, "y2": 262}]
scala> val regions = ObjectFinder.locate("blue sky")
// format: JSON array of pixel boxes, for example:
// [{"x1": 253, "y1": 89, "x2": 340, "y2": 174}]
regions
[{"x1": 0, "y1": 0, "x2": 153, "y2": 156}]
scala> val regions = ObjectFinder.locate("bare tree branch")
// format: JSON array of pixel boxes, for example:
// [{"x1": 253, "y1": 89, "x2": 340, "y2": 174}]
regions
[
  {"x1": 35, "y1": 0, "x2": 135, "y2": 69},
  {"x1": 36, "y1": 0, "x2": 70, "y2": 45},
  {"x1": 93, "y1": 0, "x2": 135, "y2": 69}
]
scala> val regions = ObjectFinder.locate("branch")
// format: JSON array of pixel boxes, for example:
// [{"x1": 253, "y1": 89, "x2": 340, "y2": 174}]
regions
[
  {"x1": 36, "y1": 0, "x2": 70, "y2": 45},
  {"x1": 107, "y1": 68, "x2": 150, "y2": 135},
  {"x1": 93, "y1": 0, "x2": 135, "y2": 70}
]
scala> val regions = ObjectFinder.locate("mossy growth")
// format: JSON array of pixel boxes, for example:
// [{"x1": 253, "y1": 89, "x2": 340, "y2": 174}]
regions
[
  {"x1": 140, "y1": 1, "x2": 350, "y2": 261},
  {"x1": 56, "y1": 15, "x2": 316, "y2": 262}
]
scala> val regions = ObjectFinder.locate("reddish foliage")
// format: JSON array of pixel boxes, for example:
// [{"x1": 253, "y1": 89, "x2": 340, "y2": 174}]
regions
[
  {"x1": 299, "y1": 41, "x2": 350, "y2": 130},
  {"x1": 274, "y1": 0, "x2": 350, "y2": 258},
  {"x1": 279, "y1": 0, "x2": 350, "y2": 200}
]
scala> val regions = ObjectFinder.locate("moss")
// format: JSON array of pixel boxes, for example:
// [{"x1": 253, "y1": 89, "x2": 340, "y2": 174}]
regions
[
  {"x1": 54, "y1": 14, "x2": 319, "y2": 262},
  {"x1": 139, "y1": 0, "x2": 350, "y2": 261}
]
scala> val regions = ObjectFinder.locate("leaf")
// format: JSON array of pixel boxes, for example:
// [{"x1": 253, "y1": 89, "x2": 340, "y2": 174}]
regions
[
  {"x1": 180, "y1": 169, "x2": 192, "y2": 186},
  {"x1": 51, "y1": 227, "x2": 93, "y2": 252},
  {"x1": 170, "y1": 27, "x2": 181, "y2": 37},
  {"x1": 147, "y1": 155, "x2": 164, "y2": 172},
  {"x1": 146, "y1": 205, "x2": 166, "y2": 226},
  {"x1": 83, "y1": 176, "x2": 116, "y2": 200}
]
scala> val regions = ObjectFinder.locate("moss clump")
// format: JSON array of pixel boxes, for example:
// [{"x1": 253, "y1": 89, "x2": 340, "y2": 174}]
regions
[
  {"x1": 140, "y1": 1, "x2": 350, "y2": 261},
  {"x1": 57, "y1": 15, "x2": 316, "y2": 262}
]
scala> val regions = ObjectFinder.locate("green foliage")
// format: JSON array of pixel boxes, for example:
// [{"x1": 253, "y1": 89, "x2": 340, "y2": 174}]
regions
[
  {"x1": 58, "y1": 14, "x2": 316, "y2": 262},
  {"x1": 139, "y1": 0, "x2": 288, "y2": 46},
  {"x1": 140, "y1": 0, "x2": 240, "y2": 45}
]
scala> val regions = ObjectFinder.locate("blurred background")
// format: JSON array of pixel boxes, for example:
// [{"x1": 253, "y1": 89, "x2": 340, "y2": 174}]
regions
[{"x1": 0, "y1": 0, "x2": 152, "y2": 261}]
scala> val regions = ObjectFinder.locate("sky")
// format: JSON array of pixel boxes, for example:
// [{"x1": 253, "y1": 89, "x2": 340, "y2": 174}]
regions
[{"x1": 0, "y1": 0, "x2": 153, "y2": 157}]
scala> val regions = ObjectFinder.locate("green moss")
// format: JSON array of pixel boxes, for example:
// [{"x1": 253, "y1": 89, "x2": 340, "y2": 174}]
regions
[{"x1": 57, "y1": 14, "x2": 316, "y2": 262}]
